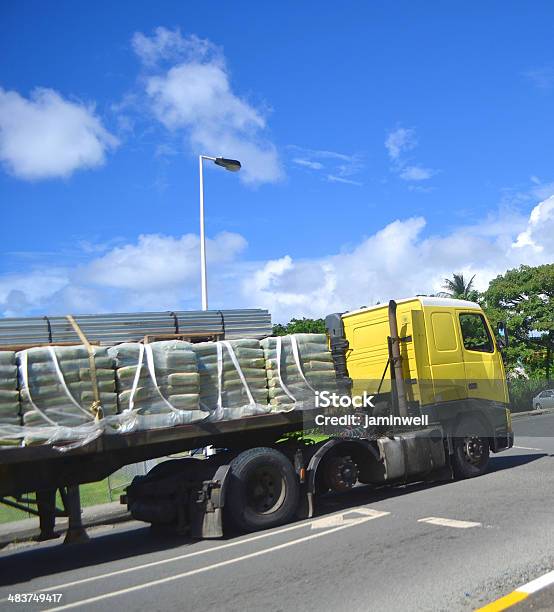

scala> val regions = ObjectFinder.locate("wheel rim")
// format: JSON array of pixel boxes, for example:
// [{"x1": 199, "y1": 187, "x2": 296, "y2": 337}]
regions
[
  {"x1": 246, "y1": 465, "x2": 286, "y2": 515},
  {"x1": 462, "y1": 435, "x2": 486, "y2": 465}
]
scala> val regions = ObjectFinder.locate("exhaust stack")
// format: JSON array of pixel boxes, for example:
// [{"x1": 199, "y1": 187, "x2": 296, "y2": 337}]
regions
[{"x1": 388, "y1": 300, "x2": 409, "y2": 419}]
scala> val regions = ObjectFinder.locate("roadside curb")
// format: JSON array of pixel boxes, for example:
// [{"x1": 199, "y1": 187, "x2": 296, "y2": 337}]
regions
[
  {"x1": 476, "y1": 569, "x2": 554, "y2": 611},
  {"x1": 0, "y1": 503, "x2": 131, "y2": 549},
  {"x1": 511, "y1": 408, "x2": 554, "y2": 419}
]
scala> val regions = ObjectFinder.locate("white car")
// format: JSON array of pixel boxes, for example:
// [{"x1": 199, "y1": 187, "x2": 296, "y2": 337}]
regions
[{"x1": 533, "y1": 389, "x2": 554, "y2": 410}]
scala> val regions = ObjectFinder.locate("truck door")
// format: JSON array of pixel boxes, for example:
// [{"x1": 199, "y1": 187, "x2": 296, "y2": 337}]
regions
[
  {"x1": 457, "y1": 311, "x2": 507, "y2": 404},
  {"x1": 426, "y1": 309, "x2": 466, "y2": 403}
]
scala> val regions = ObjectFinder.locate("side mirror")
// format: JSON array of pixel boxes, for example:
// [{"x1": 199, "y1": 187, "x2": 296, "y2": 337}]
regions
[{"x1": 497, "y1": 321, "x2": 509, "y2": 349}]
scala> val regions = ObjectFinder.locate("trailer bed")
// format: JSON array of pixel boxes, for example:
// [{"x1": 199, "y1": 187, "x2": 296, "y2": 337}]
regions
[{"x1": 0, "y1": 409, "x2": 317, "y2": 496}]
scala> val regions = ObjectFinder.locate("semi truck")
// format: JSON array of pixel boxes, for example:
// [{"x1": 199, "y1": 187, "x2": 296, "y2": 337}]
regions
[{"x1": 0, "y1": 297, "x2": 513, "y2": 543}]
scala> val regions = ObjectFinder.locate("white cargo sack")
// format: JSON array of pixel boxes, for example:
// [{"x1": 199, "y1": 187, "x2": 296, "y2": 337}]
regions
[
  {"x1": 191, "y1": 339, "x2": 270, "y2": 421},
  {"x1": 261, "y1": 333, "x2": 338, "y2": 411},
  {"x1": 108, "y1": 340, "x2": 208, "y2": 430},
  {"x1": 15, "y1": 345, "x2": 118, "y2": 445},
  {"x1": 0, "y1": 351, "x2": 21, "y2": 446}
]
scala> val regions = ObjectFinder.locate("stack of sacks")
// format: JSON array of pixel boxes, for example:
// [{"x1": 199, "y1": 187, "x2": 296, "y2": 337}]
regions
[
  {"x1": 0, "y1": 351, "x2": 21, "y2": 446},
  {"x1": 261, "y1": 334, "x2": 338, "y2": 411},
  {"x1": 18, "y1": 345, "x2": 118, "y2": 436},
  {"x1": 108, "y1": 340, "x2": 207, "y2": 429},
  {"x1": 191, "y1": 339, "x2": 269, "y2": 421}
]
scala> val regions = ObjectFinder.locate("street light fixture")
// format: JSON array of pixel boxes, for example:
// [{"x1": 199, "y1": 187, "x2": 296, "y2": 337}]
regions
[
  {"x1": 214, "y1": 157, "x2": 241, "y2": 172},
  {"x1": 198, "y1": 155, "x2": 242, "y2": 311}
]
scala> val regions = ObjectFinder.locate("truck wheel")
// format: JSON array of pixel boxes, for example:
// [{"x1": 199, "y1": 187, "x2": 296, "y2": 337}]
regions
[
  {"x1": 452, "y1": 417, "x2": 490, "y2": 479},
  {"x1": 227, "y1": 447, "x2": 299, "y2": 532}
]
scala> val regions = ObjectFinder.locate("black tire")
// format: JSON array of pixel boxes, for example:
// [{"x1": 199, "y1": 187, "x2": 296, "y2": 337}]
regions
[
  {"x1": 452, "y1": 416, "x2": 490, "y2": 479},
  {"x1": 226, "y1": 447, "x2": 300, "y2": 532}
]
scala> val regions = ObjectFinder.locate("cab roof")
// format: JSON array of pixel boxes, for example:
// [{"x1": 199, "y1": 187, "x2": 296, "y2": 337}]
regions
[{"x1": 342, "y1": 296, "x2": 481, "y2": 318}]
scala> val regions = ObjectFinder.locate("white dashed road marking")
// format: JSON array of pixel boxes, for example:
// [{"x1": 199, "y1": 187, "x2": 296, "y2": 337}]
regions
[
  {"x1": 417, "y1": 516, "x2": 481, "y2": 529},
  {"x1": 310, "y1": 507, "x2": 390, "y2": 529}
]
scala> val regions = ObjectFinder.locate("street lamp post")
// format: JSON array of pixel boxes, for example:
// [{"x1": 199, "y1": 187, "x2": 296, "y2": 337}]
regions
[{"x1": 198, "y1": 155, "x2": 241, "y2": 311}]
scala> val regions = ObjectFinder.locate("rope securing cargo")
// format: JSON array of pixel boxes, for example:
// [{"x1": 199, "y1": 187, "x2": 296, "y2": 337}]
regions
[{"x1": 66, "y1": 315, "x2": 103, "y2": 421}]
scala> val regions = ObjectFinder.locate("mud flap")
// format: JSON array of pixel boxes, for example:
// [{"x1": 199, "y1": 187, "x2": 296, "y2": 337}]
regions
[
  {"x1": 295, "y1": 482, "x2": 312, "y2": 520},
  {"x1": 191, "y1": 465, "x2": 230, "y2": 539}
]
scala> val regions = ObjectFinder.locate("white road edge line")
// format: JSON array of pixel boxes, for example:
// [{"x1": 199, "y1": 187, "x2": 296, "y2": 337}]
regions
[
  {"x1": 477, "y1": 568, "x2": 554, "y2": 609},
  {"x1": 417, "y1": 517, "x2": 481, "y2": 529},
  {"x1": 44, "y1": 512, "x2": 389, "y2": 612},
  {"x1": 516, "y1": 569, "x2": 554, "y2": 594},
  {"x1": 513, "y1": 445, "x2": 544, "y2": 451},
  {"x1": 0, "y1": 505, "x2": 388, "y2": 600}
]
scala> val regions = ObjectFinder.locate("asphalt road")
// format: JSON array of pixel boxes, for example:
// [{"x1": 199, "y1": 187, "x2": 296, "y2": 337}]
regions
[{"x1": 1, "y1": 413, "x2": 554, "y2": 612}]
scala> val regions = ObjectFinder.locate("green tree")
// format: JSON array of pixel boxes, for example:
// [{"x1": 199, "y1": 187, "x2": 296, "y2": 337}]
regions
[
  {"x1": 442, "y1": 273, "x2": 479, "y2": 300},
  {"x1": 272, "y1": 317, "x2": 326, "y2": 336},
  {"x1": 482, "y1": 264, "x2": 554, "y2": 380}
]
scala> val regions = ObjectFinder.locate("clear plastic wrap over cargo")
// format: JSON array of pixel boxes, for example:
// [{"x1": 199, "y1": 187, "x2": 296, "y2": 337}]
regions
[
  {"x1": 107, "y1": 340, "x2": 209, "y2": 430},
  {"x1": 0, "y1": 333, "x2": 339, "y2": 451},
  {"x1": 191, "y1": 339, "x2": 270, "y2": 421},
  {"x1": 0, "y1": 351, "x2": 21, "y2": 446},
  {"x1": 14, "y1": 345, "x2": 118, "y2": 446},
  {"x1": 261, "y1": 333, "x2": 338, "y2": 411}
]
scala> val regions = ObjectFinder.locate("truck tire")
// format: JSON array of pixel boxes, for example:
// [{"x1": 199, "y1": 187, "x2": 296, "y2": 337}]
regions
[
  {"x1": 226, "y1": 447, "x2": 300, "y2": 532},
  {"x1": 452, "y1": 417, "x2": 490, "y2": 479}
]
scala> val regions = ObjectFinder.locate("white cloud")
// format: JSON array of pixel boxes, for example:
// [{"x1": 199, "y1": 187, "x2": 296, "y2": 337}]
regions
[
  {"x1": 132, "y1": 27, "x2": 216, "y2": 68},
  {"x1": 513, "y1": 195, "x2": 554, "y2": 252},
  {"x1": 288, "y1": 146, "x2": 363, "y2": 184},
  {"x1": 304, "y1": 149, "x2": 357, "y2": 162},
  {"x1": 2, "y1": 197, "x2": 554, "y2": 322},
  {"x1": 385, "y1": 126, "x2": 436, "y2": 183},
  {"x1": 293, "y1": 158, "x2": 323, "y2": 170},
  {"x1": 133, "y1": 27, "x2": 282, "y2": 185},
  {"x1": 0, "y1": 232, "x2": 248, "y2": 316},
  {"x1": 81, "y1": 231, "x2": 246, "y2": 291},
  {"x1": 385, "y1": 127, "x2": 417, "y2": 160},
  {"x1": 245, "y1": 197, "x2": 554, "y2": 320},
  {"x1": 327, "y1": 174, "x2": 362, "y2": 186},
  {"x1": 0, "y1": 269, "x2": 69, "y2": 317},
  {"x1": 399, "y1": 165, "x2": 436, "y2": 181},
  {"x1": 0, "y1": 87, "x2": 118, "y2": 180}
]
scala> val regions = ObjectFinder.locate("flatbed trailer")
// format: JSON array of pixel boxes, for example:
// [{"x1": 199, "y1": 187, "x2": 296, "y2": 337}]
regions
[
  {"x1": 0, "y1": 409, "x2": 315, "y2": 495},
  {"x1": 0, "y1": 408, "x2": 320, "y2": 542},
  {"x1": 0, "y1": 404, "x2": 456, "y2": 543},
  {"x1": 0, "y1": 299, "x2": 514, "y2": 544}
]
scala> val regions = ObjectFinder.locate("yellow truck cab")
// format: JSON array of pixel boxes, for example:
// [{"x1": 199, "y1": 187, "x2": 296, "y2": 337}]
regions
[{"x1": 326, "y1": 296, "x2": 513, "y2": 478}]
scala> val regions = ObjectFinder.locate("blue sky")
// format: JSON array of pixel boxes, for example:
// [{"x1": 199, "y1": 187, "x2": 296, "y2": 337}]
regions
[{"x1": 1, "y1": 1, "x2": 553, "y2": 322}]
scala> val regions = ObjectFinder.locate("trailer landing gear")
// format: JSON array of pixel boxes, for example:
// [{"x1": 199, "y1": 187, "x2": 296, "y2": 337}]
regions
[
  {"x1": 36, "y1": 489, "x2": 58, "y2": 541},
  {"x1": 35, "y1": 485, "x2": 89, "y2": 544},
  {"x1": 60, "y1": 486, "x2": 89, "y2": 544}
]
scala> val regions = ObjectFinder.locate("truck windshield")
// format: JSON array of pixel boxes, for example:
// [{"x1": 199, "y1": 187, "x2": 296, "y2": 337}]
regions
[{"x1": 459, "y1": 313, "x2": 494, "y2": 353}]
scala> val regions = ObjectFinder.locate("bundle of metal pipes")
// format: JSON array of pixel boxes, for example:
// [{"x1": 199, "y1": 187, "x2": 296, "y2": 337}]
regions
[{"x1": 0, "y1": 309, "x2": 272, "y2": 348}]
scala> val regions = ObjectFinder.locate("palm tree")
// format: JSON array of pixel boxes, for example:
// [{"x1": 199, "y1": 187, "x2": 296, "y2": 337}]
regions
[{"x1": 441, "y1": 273, "x2": 476, "y2": 299}]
